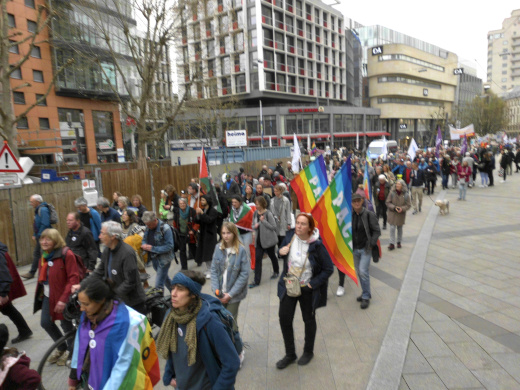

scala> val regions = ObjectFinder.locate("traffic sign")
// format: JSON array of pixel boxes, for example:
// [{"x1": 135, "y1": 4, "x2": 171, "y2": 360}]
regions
[{"x1": 0, "y1": 142, "x2": 24, "y2": 173}]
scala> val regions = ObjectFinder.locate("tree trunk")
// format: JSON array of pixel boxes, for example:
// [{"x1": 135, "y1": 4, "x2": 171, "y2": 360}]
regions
[{"x1": 136, "y1": 141, "x2": 148, "y2": 170}]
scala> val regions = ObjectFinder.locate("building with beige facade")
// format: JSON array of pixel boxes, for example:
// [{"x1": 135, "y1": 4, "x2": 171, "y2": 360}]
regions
[
  {"x1": 487, "y1": 9, "x2": 520, "y2": 95},
  {"x1": 503, "y1": 86, "x2": 520, "y2": 135},
  {"x1": 366, "y1": 43, "x2": 459, "y2": 147}
]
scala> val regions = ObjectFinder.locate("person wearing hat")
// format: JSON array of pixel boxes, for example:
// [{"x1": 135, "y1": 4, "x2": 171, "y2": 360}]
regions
[
  {"x1": 274, "y1": 161, "x2": 285, "y2": 177},
  {"x1": 0, "y1": 324, "x2": 41, "y2": 389},
  {"x1": 157, "y1": 270, "x2": 241, "y2": 389},
  {"x1": 373, "y1": 175, "x2": 390, "y2": 230}
]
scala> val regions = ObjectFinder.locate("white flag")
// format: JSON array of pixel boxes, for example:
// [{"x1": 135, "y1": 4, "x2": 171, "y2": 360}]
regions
[
  {"x1": 292, "y1": 133, "x2": 301, "y2": 173},
  {"x1": 381, "y1": 136, "x2": 388, "y2": 161},
  {"x1": 407, "y1": 138, "x2": 419, "y2": 161},
  {"x1": 356, "y1": 133, "x2": 359, "y2": 150}
]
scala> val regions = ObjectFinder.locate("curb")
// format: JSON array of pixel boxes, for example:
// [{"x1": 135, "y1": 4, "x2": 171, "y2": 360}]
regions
[{"x1": 366, "y1": 190, "x2": 446, "y2": 390}]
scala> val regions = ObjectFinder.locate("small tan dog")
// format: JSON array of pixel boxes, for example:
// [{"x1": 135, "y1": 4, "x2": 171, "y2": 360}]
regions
[{"x1": 435, "y1": 199, "x2": 450, "y2": 215}]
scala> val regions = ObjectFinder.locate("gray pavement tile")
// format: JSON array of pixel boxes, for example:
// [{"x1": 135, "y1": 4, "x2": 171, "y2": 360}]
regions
[
  {"x1": 399, "y1": 377, "x2": 411, "y2": 390},
  {"x1": 447, "y1": 341, "x2": 501, "y2": 371},
  {"x1": 402, "y1": 373, "x2": 448, "y2": 390},
  {"x1": 427, "y1": 320, "x2": 473, "y2": 343},
  {"x1": 416, "y1": 301, "x2": 450, "y2": 322},
  {"x1": 402, "y1": 341, "x2": 434, "y2": 375},
  {"x1": 445, "y1": 274, "x2": 482, "y2": 287},
  {"x1": 421, "y1": 280, "x2": 463, "y2": 303},
  {"x1": 470, "y1": 367, "x2": 520, "y2": 390},
  {"x1": 427, "y1": 356, "x2": 483, "y2": 389},
  {"x1": 352, "y1": 336, "x2": 383, "y2": 363},
  {"x1": 479, "y1": 311, "x2": 520, "y2": 333},
  {"x1": 454, "y1": 321, "x2": 517, "y2": 354},
  {"x1": 410, "y1": 332, "x2": 454, "y2": 358},
  {"x1": 411, "y1": 312, "x2": 433, "y2": 333},
  {"x1": 449, "y1": 297, "x2": 495, "y2": 316},
  {"x1": 489, "y1": 352, "x2": 520, "y2": 383}
]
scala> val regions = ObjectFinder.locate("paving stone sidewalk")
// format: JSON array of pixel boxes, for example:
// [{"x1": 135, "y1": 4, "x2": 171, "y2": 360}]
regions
[{"x1": 4, "y1": 170, "x2": 518, "y2": 389}]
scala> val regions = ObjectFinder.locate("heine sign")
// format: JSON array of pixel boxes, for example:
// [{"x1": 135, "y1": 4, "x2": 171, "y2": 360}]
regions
[
  {"x1": 372, "y1": 46, "x2": 383, "y2": 55},
  {"x1": 226, "y1": 130, "x2": 248, "y2": 147}
]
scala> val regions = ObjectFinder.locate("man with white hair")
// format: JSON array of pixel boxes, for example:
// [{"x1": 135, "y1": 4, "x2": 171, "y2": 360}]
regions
[
  {"x1": 74, "y1": 197, "x2": 102, "y2": 248},
  {"x1": 21, "y1": 194, "x2": 52, "y2": 279},
  {"x1": 462, "y1": 152, "x2": 475, "y2": 187},
  {"x1": 91, "y1": 221, "x2": 146, "y2": 314}
]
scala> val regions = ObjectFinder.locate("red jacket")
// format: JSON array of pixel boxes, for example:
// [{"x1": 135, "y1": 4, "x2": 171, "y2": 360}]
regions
[
  {"x1": 34, "y1": 248, "x2": 80, "y2": 321},
  {"x1": 0, "y1": 353, "x2": 40, "y2": 390},
  {"x1": 0, "y1": 243, "x2": 26, "y2": 304},
  {"x1": 457, "y1": 165, "x2": 472, "y2": 183}
]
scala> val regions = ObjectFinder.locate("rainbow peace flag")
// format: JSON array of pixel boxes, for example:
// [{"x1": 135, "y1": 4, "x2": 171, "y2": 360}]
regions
[
  {"x1": 71, "y1": 302, "x2": 160, "y2": 389},
  {"x1": 312, "y1": 158, "x2": 356, "y2": 283},
  {"x1": 363, "y1": 160, "x2": 372, "y2": 202},
  {"x1": 311, "y1": 141, "x2": 317, "y2": 155},
  {"x1": 291, "y1": 154, "x2": 328, "y2": 213}
]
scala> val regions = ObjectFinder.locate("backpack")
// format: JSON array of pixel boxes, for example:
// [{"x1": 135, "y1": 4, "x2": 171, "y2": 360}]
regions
[
  {"x1": 205, "y1": 304, "x2": 244, "y2": 360},
  {"x1": 39, "y1": 203, "x2": 58, "y2": 225},
  {"x1": 157, "y1": 222, "x2": 178, "y2": 264},
  {"x1": 62, "y1": 247, "x2": 87, "y2": 281}
]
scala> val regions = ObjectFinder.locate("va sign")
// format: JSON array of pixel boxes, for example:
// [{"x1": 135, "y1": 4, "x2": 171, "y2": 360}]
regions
[
  {"x1": 226, "y1": 130, "x2": 247, "y2": 147},
  {"x1": 372, "y1": 46, "x2": 383, "y2": 55},
  {"x1": 453, "y1": 68, "x2": 464, "y2": 75}
]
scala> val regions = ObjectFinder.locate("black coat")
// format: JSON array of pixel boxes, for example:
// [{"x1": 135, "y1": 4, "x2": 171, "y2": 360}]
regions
[
  {"x1": 195, "y1": 207, "x2": 218, "y2": 264},
  {"x1": 65, "y1": 224, "x2": 98, "y2": 271},
  {"x1": 277, "y1": 230, "x2": 333, "y2": 311}
]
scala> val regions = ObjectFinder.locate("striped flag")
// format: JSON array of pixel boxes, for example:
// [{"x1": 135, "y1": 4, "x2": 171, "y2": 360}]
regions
[
  {"x1": 200, "y1": 148, "x2": 222, "y2": 213},
  {"x1": 291, "y1": 154, "x2": 328, "y2": 213},
  {"x1": 363, "y1": 160, "x2": 372, "y2": 202},
  {"x1": 229, "y1": 202, "x2": 254, "y2": 231},
  {"x1": 311, "y1": 158, "x2": 356, "y2": 283}
]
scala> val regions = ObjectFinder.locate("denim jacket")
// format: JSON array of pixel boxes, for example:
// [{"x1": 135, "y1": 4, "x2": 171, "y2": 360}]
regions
[
  {"x1": 142, "y1": 220, "x2": 174, "y2": 264},
  {"x1": 210, "y1": 244, "x2": 249, "y2": 303}
]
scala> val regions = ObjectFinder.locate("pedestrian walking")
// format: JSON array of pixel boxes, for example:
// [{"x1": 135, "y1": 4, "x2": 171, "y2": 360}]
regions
[
  {"x1": 173, "y1": 198, "x2": 199, "y2": 271},
  {"x1": 409, "y1": 162, "x2": 425, "y2": 214},
  {"x1": 270, "y1": 184, "x2": 292, "y2": 249},
  {"x1": 386, "y1": 180, "x2": 411, "y2": 250},
  {"x1": 276, "y1": 213, "x2": 333, "y2": 369},
  {"x1": 457, "y1": 160, "x2": 472, "y2": 200},
  {"x1": 195, "y1": 195, "x2": 219, "y2": 279}
]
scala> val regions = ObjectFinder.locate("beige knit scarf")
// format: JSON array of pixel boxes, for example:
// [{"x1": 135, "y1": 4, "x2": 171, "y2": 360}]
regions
[{"x1": 156, "y1": 299, "x2": 202, "y2": 366}]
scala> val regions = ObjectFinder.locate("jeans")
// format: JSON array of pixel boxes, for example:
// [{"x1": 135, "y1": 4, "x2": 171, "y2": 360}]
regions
[
  {"x1": 238, "y1": 232, "x2": 252, "y2": 261},
  {"x1": 458, "y1": 182, "x2": 467, "y2": 200},
  {"x1": 0, "y1": 301, "x2": 32, "y2": 336},
  {"x1": 389, "y1": 224, "x2": 403, "y2": 245},
  {"x1": 353, "y1": 248, "x2": 371, "y2": 300},
  {"x1": 450, "y1": 173, "x2": 458, "y2": 188},
  {"x1": 253, "y1": 244, "x2": 279, "y2": 285},
  {"x1": 41, "y1": 296, "x2": 73, "y2": 352},
  {"x1": 441, "y1": 174, "x2": 449, "y2": 189},
  {"x1": 152, "y1": 256, "x2": 172, "y2": 292},
  {"x1": 480, "y1": 172, "x2": 488, "y2": 186},
  {"x1": 279, "y1": 286, "x2": 316, "y2": 356},
  {"x1": 29, "y1": 240, "x2": 41, "y2": 275}
]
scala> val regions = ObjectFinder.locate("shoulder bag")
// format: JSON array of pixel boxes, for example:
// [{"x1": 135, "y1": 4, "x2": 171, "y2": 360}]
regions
[{"x1": 283, "y1": 236, "x2": 309, "y2": 298}]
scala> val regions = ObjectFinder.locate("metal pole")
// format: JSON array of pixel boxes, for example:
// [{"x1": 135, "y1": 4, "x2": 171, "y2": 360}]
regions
[{"x1": 260, "y1": 100, "x2": 264, "y2": 148}]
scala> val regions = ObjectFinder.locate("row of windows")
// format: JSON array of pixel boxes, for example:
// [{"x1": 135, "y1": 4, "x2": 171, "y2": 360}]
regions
[
  {"x1": 16, "y1": 117, "x2": 50, "y2": 130},
  {"x1": 378, "y1": 54, "x2": 445, "y2": 72},
  {"x1": 10, "y1": 68, "x2": 44, "y2": 82},
  {"x1": 377, "y1": 97, "x2": 442, "y2": 107},
  {"x1": 378, "y1": 76, "x2": 441, "y2": 89},
  {"x1": 8, "y1": 42, "x2": 41, "y2": 58},
  {"x1": 12, "y1": 92, "x2": 47, "y2": 106}
]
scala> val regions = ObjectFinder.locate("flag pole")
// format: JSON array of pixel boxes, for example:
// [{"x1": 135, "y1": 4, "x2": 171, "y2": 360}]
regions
[{"x1": 198, "y1": 147, "x2": 203, "y2": 202}]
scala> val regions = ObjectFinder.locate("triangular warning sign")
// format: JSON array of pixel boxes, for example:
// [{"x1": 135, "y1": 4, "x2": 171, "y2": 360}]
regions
[{"x1": 0, "y1": 142, "x2": 24, "y2": 173}]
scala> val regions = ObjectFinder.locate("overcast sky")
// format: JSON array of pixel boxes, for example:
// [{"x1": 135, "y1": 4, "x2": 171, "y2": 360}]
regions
[{"x1": 336, "y1": 1, "x2": 519, "y2": 80}]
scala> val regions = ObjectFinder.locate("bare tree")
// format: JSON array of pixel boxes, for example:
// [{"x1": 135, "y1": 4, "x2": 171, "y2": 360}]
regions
[
  {"x1": 459, "y1": 92, "x2": 509, "y2": 136},
  {"x1": 0, "y1": 0, "x2": 72, "y2": 155}
]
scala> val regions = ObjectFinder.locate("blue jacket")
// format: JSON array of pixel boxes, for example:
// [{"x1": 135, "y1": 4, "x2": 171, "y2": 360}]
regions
[
  {"x1": 142, "y1": 219, "x2": 174, "y2": 263},
  {"x1": 392, "y1": 164, "x2": 406, "y2": 177},
  {"x1": 34, "y1": 202, "x2": 51, "y2": 238},
  {"x1": 210, "y1": 244, "x2": 249, "y2": 304},
  {"x1": 163, "y1": 294, "x2": 240, "y2": 389},
  {"x1": 87, "y1": 208, "x2": 102, "y2": 242},
  {"x1": 433, "y1": 160, "x2": 440, "y2": 173},
  {"x1": 277, "y1": 229, "x2": 334, "y2": 311},
  {"x1": 100, "y1": 207, "x2": 121, "y2": 223}
]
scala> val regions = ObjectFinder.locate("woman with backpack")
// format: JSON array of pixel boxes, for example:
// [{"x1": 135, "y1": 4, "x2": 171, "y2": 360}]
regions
[
  {"x1": 157, "y1": 270, "x2": 241, "y2": 390},
  {"x1": 210, "y1": 222, "x2": 249, "y2": 321},
  {"x1": 386, "y1": 180, "x2": 412, "y2": 250},
  {"x1": 34, "y1": 228, "x2": 80, "y2": 367}
]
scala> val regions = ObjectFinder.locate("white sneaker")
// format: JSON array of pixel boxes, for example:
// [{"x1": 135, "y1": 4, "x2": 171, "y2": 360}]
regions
[
  {"x1": 205, "y1": 271, "x2": 211, "y2": 279},
  {"x1": 500, "y1": 180, "x2": 506, "y2": 183},
  {"x1": 336, "y1": 286, "x2": 345, "y2": 297}
]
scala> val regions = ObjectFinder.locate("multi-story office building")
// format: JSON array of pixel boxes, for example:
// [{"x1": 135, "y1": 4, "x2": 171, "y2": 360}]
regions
[
  {"x1": 487, "y1": 9, "x2": 520, "y2": 95},
  {"x1": 366, "y1": 42, "x2": 459, "y2": 146},
  {"x1": 174, "y1": 0, "x2": 383, "y2": 150},
  {"x1": 503, "y1": 86, "x2": 520, "y2": 135},
  {"x1": 6, "y1": 0, "x2": 134, "y2": 164}
]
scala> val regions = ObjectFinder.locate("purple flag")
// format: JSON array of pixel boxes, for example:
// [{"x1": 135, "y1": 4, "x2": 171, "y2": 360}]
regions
[
  {"x1": 460, "y1": 135, "x2": 467, "y2": 156},
  {"x1": 435, "y1": 125, "x2": 442, "y2": 158}
]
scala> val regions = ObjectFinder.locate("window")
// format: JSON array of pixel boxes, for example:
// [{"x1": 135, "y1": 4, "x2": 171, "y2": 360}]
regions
[
  {"x1": 31, "y1": 46, "x2": 41, "y2": 58},
  {"x1": 27, "y1": 20, "x2": 38, "y2": 33},
  {"x1": 39, "y1": 118, "x2": 50, "y2": 130},
  {"x1": 17, "y1": 117, "x2": 29, "y2": 129},
  {"x1": 8, "y1": 41, "x2": 19, "y2": 54},
  {"x1": 10, "y1": 67, "x2": 22, "y2": 79},
  {"x1": 8, "y1": 14, "x2": 16, "y2": 28},
  {"x1": 24, "y1": 0, "x2": 35, "y2": 8},
  {"x1": 33, "y1": 70, "x2": 44, "y2": 82},
  {"x1": 13, "y1": 92, "x2": 25, "y2": 105},
  {"x1": 36, "y1": 94, "x2": 47, "y2": 106}
]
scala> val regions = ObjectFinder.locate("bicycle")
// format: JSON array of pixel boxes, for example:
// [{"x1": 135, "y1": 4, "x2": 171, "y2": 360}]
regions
[{"x1": 37, "y1": 290, "x2": 170, "y2": 389}]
